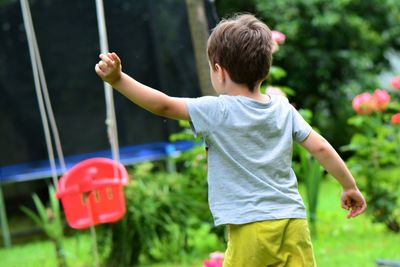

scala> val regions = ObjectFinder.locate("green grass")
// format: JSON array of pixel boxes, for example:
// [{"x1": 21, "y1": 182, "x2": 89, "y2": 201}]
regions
[
  {"x1": 0, "y1": 233, "x2": 93, "y2": 267},
  {"x1": 310, "y1": 179, "x2": 400, "y2": 267},
  {"x1": 0, "y1": 179, "x2": 399, "y2": 267}
]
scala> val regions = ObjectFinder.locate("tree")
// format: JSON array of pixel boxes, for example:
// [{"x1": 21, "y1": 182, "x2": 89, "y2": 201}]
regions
[{"x1": 186, "y1": 0, "x2": 215, "y2": 96}]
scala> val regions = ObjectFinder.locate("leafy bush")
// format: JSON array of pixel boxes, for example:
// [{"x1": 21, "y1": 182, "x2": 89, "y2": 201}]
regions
[
  {"x1": 255, "y1": 0, "x2": 400, "y2": 148},
  {"x1": 343, "y1": 81, "x2": 400, "y2": 232}
]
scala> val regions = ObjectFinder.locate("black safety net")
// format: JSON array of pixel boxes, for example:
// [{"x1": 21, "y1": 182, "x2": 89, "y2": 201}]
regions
[{"x1": 0, "y1": 0, "x2": 216, "y2": 168}]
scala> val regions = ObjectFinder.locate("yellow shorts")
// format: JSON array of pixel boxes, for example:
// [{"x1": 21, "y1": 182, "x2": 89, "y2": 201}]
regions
[{"x1": 223, "y1": 219, "x2": 317, "y2": 267}]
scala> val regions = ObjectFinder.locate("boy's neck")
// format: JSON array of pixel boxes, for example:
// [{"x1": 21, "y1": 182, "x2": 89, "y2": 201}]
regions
[{"x1": 224, "y1": 81, "x2": 269, "y2": 103}]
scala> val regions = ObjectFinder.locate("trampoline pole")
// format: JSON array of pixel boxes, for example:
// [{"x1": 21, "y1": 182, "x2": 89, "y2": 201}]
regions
[{"x1": 0, "y1": 184, "x2": 11, "y2": 247}]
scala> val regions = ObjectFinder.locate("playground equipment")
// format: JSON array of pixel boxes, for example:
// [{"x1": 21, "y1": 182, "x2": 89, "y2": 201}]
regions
[
  {"x1": 0, "y1": 0, "x2": 119, "y2": 253},
  {"x1": 15, "y1": 1, "x2": 123, "y2": 265},
  {"x1": 0, "y1": 0, "x2": 199, "y2": 249},
  {"x1": 56, "y1": 157, "x2": 129, "y2": 229},
  {"x1": 56, "y1": 157, "x2": 129, "y2": 267}
]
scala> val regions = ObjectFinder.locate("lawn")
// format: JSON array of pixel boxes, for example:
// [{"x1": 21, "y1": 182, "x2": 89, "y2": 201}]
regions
[
  {"x1": 311, "y1": 179, "x2": 400, "y2": 267},
  {"x1": 0, "y1": 179, "x2": 399, "y2": 267}
]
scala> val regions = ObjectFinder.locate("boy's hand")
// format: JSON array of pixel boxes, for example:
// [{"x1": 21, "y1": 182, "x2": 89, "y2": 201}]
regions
[
  {"x1": 341, "y1": 188, "x2": 367, "y2": 218},
  {"x1": 95, "y1": 52, "x2": 122, "y2": 85}
]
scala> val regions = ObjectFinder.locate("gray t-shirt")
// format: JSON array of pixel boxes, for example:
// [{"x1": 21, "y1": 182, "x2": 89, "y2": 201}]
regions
[{"x1": 184, "y1": 94, "x2": 312, "y2": 226}]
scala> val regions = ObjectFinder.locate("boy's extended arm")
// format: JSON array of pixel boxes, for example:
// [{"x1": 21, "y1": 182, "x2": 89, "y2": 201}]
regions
[
  {"x1": 300, "y1": 130, "x2": 367, "y2": 218},
  {"x1": 95, "y1": 52, "x2": 189, "y2": 121}
]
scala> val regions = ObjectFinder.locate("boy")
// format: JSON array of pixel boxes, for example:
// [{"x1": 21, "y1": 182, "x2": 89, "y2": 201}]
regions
[{"x1": 95, "y1": 14, "x2": 366, "y2": 267}]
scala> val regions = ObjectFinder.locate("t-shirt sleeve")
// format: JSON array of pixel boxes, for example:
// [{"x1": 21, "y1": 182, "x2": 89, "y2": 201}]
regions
[
  {"x1": 291, "y1": 105, "x2": 312, "y2": 142},
  {"x1": 184, "y1": 96, "x2": 225, "y2": 137}
]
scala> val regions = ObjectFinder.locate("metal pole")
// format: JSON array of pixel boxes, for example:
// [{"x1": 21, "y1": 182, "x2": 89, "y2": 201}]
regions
[{"x1": 0, "y1": 184, "x2": 11, "y2": 247}]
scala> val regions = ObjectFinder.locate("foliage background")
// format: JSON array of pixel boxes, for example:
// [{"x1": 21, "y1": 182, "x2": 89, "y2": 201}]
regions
[{"x1": 217, "y1": 0, "x2": 400, "y2": 149}]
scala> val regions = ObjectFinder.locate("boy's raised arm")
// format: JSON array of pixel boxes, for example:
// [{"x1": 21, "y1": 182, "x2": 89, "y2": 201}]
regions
[
  {"x1": 300, "y1": 130, "x2": 367, "y2": 218},
  {"x1": 95, "y1": 52, "x2": 189, "y2": 121}
]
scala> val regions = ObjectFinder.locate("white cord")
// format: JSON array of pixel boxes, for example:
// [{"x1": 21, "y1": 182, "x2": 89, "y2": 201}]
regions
[
  {"x1": 26, "y1": 0, "x2": 67, "y2": 175},
  {"x1": 95, "y1": 0, "x2": 120, "y2": 176},
  {"x1": 20, "y1": 0, "x2": 59, "y2": 188}
]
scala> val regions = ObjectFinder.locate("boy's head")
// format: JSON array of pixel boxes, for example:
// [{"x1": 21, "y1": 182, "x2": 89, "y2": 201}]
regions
[{"x1": 207, "y1": 14, "x2": 273, "y2": 92}]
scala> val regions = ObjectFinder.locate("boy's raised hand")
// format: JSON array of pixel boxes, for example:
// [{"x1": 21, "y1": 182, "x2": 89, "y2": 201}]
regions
[
  {"x1": 341, "y1": 188, "x2": 367, "y2": 218},
  {"x1": 95, "y1": 52, "x2": 122, "y2": 85}
]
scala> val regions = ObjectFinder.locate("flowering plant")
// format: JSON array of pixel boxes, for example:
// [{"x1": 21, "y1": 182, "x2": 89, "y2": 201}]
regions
[
  {"x1": 392, "y1": 113, "x2": 400, "y2": 124},
  {"x1": 203, "y1": 252, "x2": 224, "y2": 267},
  {"x1": 272, "y1": 30, "x2": 286, "y2": 44},
  {"x1": 352, "y1": 89, "x2": 391, "y2": 114},
  {"x1": 344, "y1": 76, "x2": 400, "y2": 232},
  {"x1": 391, "y1": 76, "x2": 400, "y2": 90},
  {"x1": 271, "y1": 30, "x2": 286, "y2": 53}
]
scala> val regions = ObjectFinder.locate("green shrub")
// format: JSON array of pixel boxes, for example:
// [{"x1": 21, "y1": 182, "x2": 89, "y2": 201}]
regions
[{"x1": 343, "y1": 88, "x2": 400, "y2": 232}]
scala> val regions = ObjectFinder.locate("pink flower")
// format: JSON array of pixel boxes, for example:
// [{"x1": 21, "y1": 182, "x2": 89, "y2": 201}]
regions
[
  {"x1": 272, "y1": 30, "x2": 286, "y2": 45},
  {"x1": 373, "y1": 89, "x2": 390, "y2": 111},
  {"x1": 203, "y1": 252, "x2": 224, "y2": 267},
  {"x1": 352, "y1": 92, "x2": 376, "y2": 114},
  {"x1": 391, "y1": 113, "x2": 400, "y2": 124},
  {"x1": 390, "y1": 76, "x2": 400, "y2": 90},
  {"x1": 203, "y1": 259, "x2": 222, "y2": 267},
  {"x1": 209, "y1": 252, "x2": 224, "y2": 261},
  {"x1": 266, "y1": 86, "x2": 286, "y2": 97}
]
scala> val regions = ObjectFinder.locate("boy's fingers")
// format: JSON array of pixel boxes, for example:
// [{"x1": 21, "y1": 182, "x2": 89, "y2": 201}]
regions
[
  {"x1": 341, "y1": 189, "x2": 367, "y2": 218},
  {"x1": 107, "y1": 52, "x2": 114, "y2": 64},
  {"x1": 98, "y1": 60, "x2": 108, "y2": 70},
  {"x1": 341, "y1": 197, "x2": 351, "y2": 210},
  {"x1": 347, "y1": 207, "x2": 357, "y2": 218},
  {"x1": 357, "y1": 201, "x2": 367, "y2": 215},
  {"x1": 111, "y1": 52, "x2": 121, "y2": 65},
  {"x1": 347, "y1": 202, "x2": 367, "y2": 218},
  {"x1": 95, "y1": 64, "x2": 104, "y2": 76},
  {"x1": 99, "y1": 53, "x2": 115, "y2": 67},
  {"x1": 348, "y1": 206, "x2": 362, "y2": 218}
]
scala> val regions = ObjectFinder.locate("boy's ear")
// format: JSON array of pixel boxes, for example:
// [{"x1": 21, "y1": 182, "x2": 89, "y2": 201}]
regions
[{"x1": 215, "y1": 63, "x2": 226, "y2": 82}]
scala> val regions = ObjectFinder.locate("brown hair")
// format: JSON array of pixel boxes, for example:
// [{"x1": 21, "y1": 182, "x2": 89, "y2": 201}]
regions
[{"x1": 207, "y1": 14, "x2": 273, "y2": 92}]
